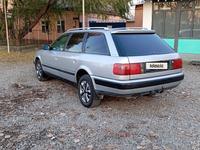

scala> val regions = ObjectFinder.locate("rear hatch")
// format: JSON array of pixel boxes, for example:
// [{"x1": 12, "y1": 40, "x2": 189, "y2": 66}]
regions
[{"x1": 112, "y1": 32, "x2": 182, "y2": 80}]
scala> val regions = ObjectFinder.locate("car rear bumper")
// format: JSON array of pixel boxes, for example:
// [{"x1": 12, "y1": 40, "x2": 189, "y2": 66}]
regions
[{"x1": 92, "y1": 72, "x2": 184, "y2": 96}]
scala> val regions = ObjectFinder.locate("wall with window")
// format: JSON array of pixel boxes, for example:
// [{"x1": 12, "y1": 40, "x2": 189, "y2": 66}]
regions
[
  {"x1": 24, "y1": 8, "x2": 143, "y2": 43},
  {"x1": 24, "y1": 11, "x2": 124, "y2": 42},
  {"x1": 57, "y1": 20, "x2": 65, "y2": 33},
  {"x1": 152, "y1": 0, "x2": 200, "y2": 54},
  {"x1": 24, "y1": 11, "x2": 80, "y2": 42}
]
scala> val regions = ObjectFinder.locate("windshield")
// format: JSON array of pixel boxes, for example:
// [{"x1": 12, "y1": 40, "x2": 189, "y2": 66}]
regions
[{"x1": 112, "y1": 33, "x2": 175, "y2": 56}]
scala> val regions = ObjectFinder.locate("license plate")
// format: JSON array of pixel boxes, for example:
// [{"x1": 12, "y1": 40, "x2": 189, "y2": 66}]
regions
[{"x1": 146, "y1": 62, "x2": 168, "y2": 70}]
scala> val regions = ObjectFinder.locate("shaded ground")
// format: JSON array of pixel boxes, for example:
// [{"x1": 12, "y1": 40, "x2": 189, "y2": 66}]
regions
[{"x1": 0, "y1": 50, "x2": 200, "y2": 150}]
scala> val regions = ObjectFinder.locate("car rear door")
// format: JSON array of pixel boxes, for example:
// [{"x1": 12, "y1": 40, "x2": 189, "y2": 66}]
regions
[
  {"x1": 52, "y1": 32, "x2": 85, "y2": 82},
  {"x1": 80, "y1": 32, "x2": 115, "y2": 79}
]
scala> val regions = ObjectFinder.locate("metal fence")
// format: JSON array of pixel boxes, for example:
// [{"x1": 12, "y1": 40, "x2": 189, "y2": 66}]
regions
[{"x1": 0, "y1": 29, "x2": 62, "y2": 50}]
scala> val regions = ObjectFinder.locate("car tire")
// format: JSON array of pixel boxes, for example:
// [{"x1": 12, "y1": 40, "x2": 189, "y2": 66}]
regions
[
  {"x1": 35, "y1": 59, "x2": 48, "y2": 81},
  {"x1": 78, "y1": 74, "x2": 101, "y2": 108}
]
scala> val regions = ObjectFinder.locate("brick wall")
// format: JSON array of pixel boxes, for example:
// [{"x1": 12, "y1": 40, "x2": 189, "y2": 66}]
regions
[
  {"x1": 24, "y1": 6, "x2": 144, "y2": 42},
  {"x1": 126, "y1": 5, "x2": 143, "y2": 27},
  {"x1": 24, "y1": 11, "x2": 81, "y2": 42}
]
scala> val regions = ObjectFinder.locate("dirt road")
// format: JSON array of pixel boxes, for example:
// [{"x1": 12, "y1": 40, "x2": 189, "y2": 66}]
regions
[{"x1": 0, "y1": 51, "x2": 200, "y2": 150}]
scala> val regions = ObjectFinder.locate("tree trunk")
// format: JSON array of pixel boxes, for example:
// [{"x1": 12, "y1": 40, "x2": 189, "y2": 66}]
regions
[{"x1": 20, "y1": 0, "x2": 56, "y2": 39}]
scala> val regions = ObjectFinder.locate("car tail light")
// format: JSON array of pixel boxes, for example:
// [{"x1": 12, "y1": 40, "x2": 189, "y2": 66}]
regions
[
  {"x1": 113, "y1": 63, "x2": 130, "y2": 75},
  {"x1": 130, "y1": 63, "x2": 142, "y2": 75},
  {"x1": 113, "y1": 63, "x2": 142, "y2": 75},
  {"x1": 172, "y1": 59, "x2": 183, "y2": 69}
]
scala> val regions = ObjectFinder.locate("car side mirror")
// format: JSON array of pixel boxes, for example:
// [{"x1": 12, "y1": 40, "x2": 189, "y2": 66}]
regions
[{"x1": 42, "y1": 44, "x2": 50, "y2": 50}]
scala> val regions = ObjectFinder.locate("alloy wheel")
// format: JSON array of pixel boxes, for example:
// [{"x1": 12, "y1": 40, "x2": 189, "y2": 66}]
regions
[
  {"x1": 79, "y1": 80, "x2": 91, "y2": 103},
  {"x1": 36, "y1": 62, "x2": 43, "y2": 79}
]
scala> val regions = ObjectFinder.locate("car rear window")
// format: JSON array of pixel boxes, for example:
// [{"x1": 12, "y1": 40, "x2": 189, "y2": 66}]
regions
[{"x1": 112, "y1": 33, "x2": 175, "y2": 56}]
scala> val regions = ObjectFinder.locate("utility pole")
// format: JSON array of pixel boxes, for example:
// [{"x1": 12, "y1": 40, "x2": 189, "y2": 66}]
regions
[
  {"x1": 3, "y1": 0, "x2": 10, "y2": 53},
  {"x1": 82, "y1": 0, "x2": 85, "y2": 29},
  {"x1": 174, "y1": 1, "x2": 181, "y2": 52}
]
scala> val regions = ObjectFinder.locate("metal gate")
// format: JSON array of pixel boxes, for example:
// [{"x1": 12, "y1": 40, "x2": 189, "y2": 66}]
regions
[{"x1": 152, "y1": 0, "x2": 200, "y2": 53}]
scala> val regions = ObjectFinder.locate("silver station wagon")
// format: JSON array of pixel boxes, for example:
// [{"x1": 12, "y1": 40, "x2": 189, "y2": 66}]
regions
[{"x1": 34, "y1": 27, "x2": 184, "y2": 108}]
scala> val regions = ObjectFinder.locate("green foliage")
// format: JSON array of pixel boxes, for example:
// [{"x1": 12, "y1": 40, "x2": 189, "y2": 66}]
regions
[
  {"x1": 1, "y1": 0, "x2": 131, "y2": 41},
  {"x1": 67, "y1": 0, "x2": 131, "y2": 17}
]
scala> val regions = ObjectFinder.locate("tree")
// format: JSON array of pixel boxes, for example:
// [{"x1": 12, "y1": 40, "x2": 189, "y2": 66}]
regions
[
  {"x1": 1, "y1": 0, "x2": 131, "y2": 44},
  {"x1": 0, "y1": 0, "x2": 6, "y2": 42},
  {"x1": 7, "y1": 0, "x2": 58, "y2": 45},
  {"x1": 0, "y1": 11, "x2": 5, "y2": 42}
]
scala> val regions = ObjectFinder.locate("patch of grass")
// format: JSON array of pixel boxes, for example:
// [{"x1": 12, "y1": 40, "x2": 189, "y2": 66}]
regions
[{"x1": 0, "y1": 49, "x2": 36, "y2": 63}]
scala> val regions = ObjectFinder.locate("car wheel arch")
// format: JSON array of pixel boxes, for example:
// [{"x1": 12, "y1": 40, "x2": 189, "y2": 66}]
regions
[
  {"x1": 35, "y1": 57, "x2": 40, "y2": 62},
  {"x1": 76, "y1": 66, "x2": 93, "y2": 83},
  {"x1": 34, "y1": 56, "x2": 42, "y2": 64},
  {"x1": 76, "y1": 69, "x2": 89, "y2": 83}
]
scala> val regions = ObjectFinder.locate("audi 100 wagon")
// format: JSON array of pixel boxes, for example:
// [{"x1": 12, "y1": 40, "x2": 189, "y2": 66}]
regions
[{"x1": 34, "y1": 27, "x2": 184, "y2": 108}]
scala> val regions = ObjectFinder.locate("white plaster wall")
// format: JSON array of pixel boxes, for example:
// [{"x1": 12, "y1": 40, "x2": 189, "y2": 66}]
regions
[{"x1": 143, "y1": 2, "x2": 153, "y2": 30}]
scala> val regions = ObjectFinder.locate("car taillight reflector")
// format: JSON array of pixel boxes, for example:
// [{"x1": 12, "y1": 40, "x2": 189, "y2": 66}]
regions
[
  {"x1": 172, "y1": 59, "x2": 183, "y2": 69},
  {"x1": 130, "y1": 63, "x2": 142, "y2": 75},
  {"x1": 113, "y1": 63, "x2": 142, "y2": 75}
]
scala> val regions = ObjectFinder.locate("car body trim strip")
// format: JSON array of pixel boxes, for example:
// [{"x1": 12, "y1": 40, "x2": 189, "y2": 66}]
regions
[
  {"x1": 94, "y1": 74, "x2": 184, "y2": 90},
  {"x1": 42, "y1": 64, "x2": 75, "y2": 76}
]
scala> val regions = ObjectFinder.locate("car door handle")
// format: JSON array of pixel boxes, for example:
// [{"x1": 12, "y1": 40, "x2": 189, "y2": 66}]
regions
[{"x1": 73, "y1": 59, "x2": 77, "y2": 64}]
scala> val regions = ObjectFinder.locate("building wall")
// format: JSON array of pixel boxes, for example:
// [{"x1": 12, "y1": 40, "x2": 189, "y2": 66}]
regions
[
  {"x1": 25, "y1": 8, "x2": 143, "y2": 42},
  {"x1": 24, "y1": 9, "x2": 143, "y2": 41},
  {"x1": 25, "y1": 11, "x2": 125, "y2": 41},
  {"x1": 126, "y1": 4, "x2": 143, "y2": 27},
  {"x1": 142, "y1": 2, "x2": 152, "y2": 29},
  {"x1": 24, "y1": 11, "x2": 80, "y2": 42}
]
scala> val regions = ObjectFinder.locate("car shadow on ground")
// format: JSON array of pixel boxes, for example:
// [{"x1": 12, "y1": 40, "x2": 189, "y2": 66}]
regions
[{"x1": 43, "y1": 77, "x2": 171, "y2": 112}]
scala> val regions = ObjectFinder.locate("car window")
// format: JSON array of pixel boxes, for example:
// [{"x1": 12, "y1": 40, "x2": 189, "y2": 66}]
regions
[
  {"x1": 66, "y1": 33, "x2": 85, "y2": 52},
  {"x1": 112, "y1": 33, "x2": 175, "y2": 56},
  {"x1": 50, "y1": 35, "x2": 69, "y2": 51},
  {"x1": 85, "y1": 32, "x2": 110, "y2": 55}
]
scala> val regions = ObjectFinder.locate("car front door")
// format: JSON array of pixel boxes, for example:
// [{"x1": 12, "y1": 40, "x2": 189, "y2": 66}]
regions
[{"x1": 41, "y1": 34, "x2": 70, "y2": 78}]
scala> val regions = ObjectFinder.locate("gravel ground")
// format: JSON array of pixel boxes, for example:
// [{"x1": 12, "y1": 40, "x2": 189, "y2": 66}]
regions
[{"x1": 0, "y1": 50, "x2": 200, "y2": 150}]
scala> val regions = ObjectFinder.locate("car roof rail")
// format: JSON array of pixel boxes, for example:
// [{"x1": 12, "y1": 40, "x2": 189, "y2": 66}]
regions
[
  {"x1": 127, "y1": 27, "x2": 148, "y2": 30},
  {"x1": 67, "y1": 27, "x2": 149, "y2": 32},
  {"x1": 67, "y1": 28, "x2": 85, "y2": 31},
  {"x1": 111, "y1": 27, "x2": 149, "y2": 31},
  {"x1": 86, "y1": 27, "x2": 110, "y2": 30},
  {"x1": 67, "y1": 27, "x2": 110, "y2": 32}
]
